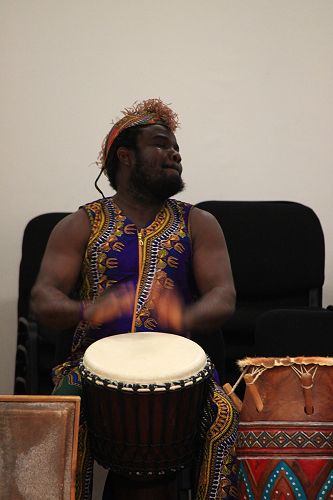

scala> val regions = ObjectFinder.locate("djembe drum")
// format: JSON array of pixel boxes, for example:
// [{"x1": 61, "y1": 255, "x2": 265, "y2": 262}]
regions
[
  {"x1": 236, "y1": 357, "x2": 333, "y2": 499},
  {"x1": 80, "y1": 332, "x2": 213, "y2": 499}
]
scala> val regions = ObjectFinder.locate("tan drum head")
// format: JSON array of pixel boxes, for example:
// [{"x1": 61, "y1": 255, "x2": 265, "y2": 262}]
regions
[{"x1": 83, "y1": 332, "x2": 208, "y2": 384}]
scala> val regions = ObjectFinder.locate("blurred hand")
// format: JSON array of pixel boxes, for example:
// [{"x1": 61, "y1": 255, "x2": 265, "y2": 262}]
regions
[
  {"x1": 84, "y1": 282, "x2": 135, "y2": 327},
  {"x1": 152, "y1": 286, "x2": 186, "y2": 335}
]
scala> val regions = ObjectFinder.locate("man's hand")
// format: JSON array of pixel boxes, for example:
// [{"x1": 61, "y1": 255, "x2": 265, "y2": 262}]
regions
[
  {"x1": 151, "y1": 285, "x2": 186, "y2": 335},
  {"x1": 84, "y1": 283, "x2": 135, "y2": 327}
]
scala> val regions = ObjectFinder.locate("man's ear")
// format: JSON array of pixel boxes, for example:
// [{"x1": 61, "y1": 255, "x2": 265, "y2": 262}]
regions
[{"x1": 117, "y1": 147, "x2": 132, "y2": 166}]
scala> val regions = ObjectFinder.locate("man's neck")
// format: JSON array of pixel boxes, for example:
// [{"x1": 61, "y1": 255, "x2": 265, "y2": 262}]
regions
[{"x1": 112, "y1": 192, "x2": 166, "y2": 228}]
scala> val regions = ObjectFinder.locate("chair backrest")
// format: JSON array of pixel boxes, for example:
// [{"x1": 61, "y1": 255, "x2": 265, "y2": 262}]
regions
[
  {"x1": 254, "y1": 308, "x2": 333, "y2": 357},
  {"x1": 195, "y1": 201, "x2": 325, "y2": 308},
  {"x1": 18, "y1": 212, "x2": 71, "y2": 319},
  {"x1": 16, "y1": 213, "x2": 72, "y2": 395}
]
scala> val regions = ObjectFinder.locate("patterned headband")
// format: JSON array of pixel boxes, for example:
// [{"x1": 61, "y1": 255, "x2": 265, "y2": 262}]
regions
[{"x1": 98, "y1": 98, "x2": 179, "y2": 169}]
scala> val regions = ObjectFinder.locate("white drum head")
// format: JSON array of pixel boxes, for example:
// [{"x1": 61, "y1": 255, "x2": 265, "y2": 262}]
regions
[{"x1": 83, "y1": 332, "x2": 207, "y2": 384}]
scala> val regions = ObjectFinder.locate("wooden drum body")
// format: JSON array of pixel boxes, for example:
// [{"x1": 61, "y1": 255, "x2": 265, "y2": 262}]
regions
[
  {"x1": 80, "y1": 332, "x2": 212, "y2": 478},
  {"x1": 236, "y1": 357, "x2": 333, "y2": 499}
]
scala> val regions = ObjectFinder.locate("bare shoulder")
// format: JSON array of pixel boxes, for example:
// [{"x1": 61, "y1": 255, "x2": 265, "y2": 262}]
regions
[
  {"x1": 32, "y1": 208, "x2": 91, "y2": 295},
  {"x1": 189, "y1": 206, "x2": 225, "y2": 243},
  {"x1": 189, "y1": 206, "x2": 219, "y2": 224},
  {"x1": 47, "y1": 208, "x2": 91, "y2": 250}
]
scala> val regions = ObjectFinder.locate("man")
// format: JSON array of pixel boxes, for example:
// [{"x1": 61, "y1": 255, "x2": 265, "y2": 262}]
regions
[{"x1": 31, "y1": 98, "x2": 238, "y2": 499}]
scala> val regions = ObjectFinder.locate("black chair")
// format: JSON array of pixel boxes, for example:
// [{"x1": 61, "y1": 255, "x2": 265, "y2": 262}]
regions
[
  {"x1": 195, "y1": 201, "x2": 325, "y2": 385},
  {"x1": 15, "y1": 212, "x2": 72, "y2": 394},
  {"x1": 254, "y1": 308, "x2": 333, "y2": 358}
]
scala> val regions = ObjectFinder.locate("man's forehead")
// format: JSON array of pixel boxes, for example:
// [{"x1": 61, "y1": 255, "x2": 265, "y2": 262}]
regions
[{"x1": 139, "y1": 124, "x2": 177, "y2": 142}]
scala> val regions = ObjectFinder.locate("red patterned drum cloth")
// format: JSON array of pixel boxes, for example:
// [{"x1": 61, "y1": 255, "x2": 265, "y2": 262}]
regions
[{"x1": 235, "y1": 357, "x2": 333, "y2": 499}]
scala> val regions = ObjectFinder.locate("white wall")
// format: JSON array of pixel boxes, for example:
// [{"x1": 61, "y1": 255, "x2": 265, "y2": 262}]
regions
[{"x1": 1, "y1": 0, "x2": 333, "y2": 393}]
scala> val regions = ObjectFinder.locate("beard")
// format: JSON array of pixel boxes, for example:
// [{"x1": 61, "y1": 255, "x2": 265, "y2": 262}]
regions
[{"x1": 129, "y1": 153, "x2": 185, "y2": 202}]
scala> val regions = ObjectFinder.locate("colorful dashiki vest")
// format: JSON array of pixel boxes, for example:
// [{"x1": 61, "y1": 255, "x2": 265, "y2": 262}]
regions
[{"x1": 69, "y1": 196, "x2": 195, "y2": 364}]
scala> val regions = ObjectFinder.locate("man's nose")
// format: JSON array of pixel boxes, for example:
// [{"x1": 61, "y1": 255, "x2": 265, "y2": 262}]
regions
[{"x1": 170, "y1": 148, "x2": 182, "y2": 163}]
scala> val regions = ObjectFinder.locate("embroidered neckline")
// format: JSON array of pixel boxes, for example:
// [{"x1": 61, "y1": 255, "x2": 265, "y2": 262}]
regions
[{"x1": 110, "y1": 197, "x2": 169, "y2": 236}]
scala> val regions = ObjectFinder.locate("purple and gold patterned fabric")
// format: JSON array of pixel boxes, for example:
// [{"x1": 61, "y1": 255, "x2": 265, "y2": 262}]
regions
[{"x1": 70, "y1": 197, "x2": 194, "y2": 358}]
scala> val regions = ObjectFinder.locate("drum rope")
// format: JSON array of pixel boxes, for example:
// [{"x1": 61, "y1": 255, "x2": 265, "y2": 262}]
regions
[
  {"x1": 228, "y1": 366, "x2": 249, "y2": 394},
  {"x1": 230, "y1": 362, "x2": 318, "y2": 394},
  {"x1": 291, "y1": 364, "x2": 318, "y2": 388},
  {"x1": 228, "y1": 365, "x2": 267, "y2": 394},
  {"x1": 248, "y1": 366, "x2": 267, "y2": 384}
]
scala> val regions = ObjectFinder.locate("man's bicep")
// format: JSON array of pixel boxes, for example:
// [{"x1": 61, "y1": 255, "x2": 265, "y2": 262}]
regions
[
  {"x1": 36, "y1": 246, "x2": 83, "y2": 295},
  {"x1": 34, "y1": 210, "x2": 90, "y2": 295}
]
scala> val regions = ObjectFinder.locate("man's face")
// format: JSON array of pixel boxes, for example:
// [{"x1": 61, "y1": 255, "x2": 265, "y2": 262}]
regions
[{"x1": 129, "y1": 124, "x2": 184, "y2": 201}]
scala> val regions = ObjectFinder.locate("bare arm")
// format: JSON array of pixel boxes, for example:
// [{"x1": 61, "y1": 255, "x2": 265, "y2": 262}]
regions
[
  {"x1": 30, "y1": 208, "x2": 135, "y2": 329},
  {"x1": 30, "y1": 209, "x2": 91, "y2": 328},
  {"x1": 184, "y1": 207, "x2": 236, "y2": 332}
]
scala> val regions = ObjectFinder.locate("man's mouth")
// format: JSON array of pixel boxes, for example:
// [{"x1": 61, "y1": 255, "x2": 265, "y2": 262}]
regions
[{"x1": 163, "y1": 164, "x2": 182, "y2": 175}]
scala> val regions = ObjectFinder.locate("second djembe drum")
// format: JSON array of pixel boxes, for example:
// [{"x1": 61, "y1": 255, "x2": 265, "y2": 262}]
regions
[{"x1": 236, "y1": 356, "x2": 333, "y2": 499}]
